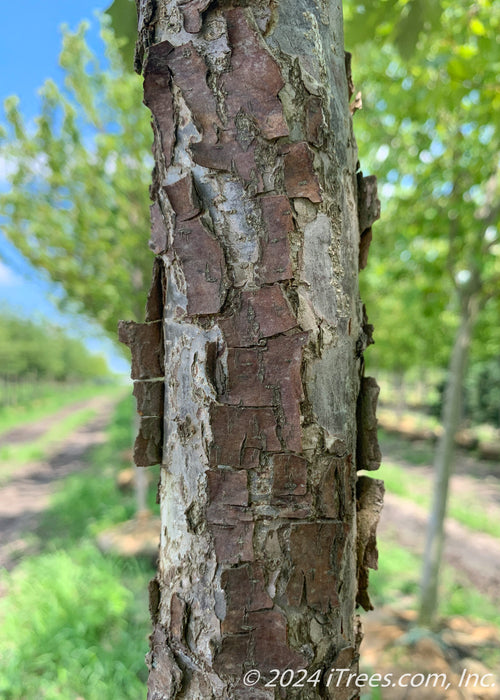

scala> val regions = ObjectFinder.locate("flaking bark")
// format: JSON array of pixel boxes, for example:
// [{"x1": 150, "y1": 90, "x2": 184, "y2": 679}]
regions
[{"x1": 123, "y1": 1, "x2": 383, "y2": 696}]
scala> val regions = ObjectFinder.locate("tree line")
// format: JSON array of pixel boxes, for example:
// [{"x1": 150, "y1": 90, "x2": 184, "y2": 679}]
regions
[{"x1": 0, "y1": 313, "x2": 110, "y2": 381}]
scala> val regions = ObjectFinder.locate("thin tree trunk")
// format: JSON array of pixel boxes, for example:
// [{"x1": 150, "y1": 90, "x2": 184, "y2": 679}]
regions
[
  {"x1": 396, "y1": 371, "x2": 405, "y2": 420},
  {"x1": 418, "y1": 293, "x2": 479, "y2": 627},
  {"x1": 120, "y1": 1, "x2": 383, "y2": 696}
]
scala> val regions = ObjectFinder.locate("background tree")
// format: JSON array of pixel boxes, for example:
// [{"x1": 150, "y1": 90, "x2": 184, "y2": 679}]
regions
[
  {"x1": 0, "y1": 20, "x2": 155, "y2": 514},
  {"x1": 344, "y1": 0, "x2": 500, "y2": 626},
  {"x1": 0, "y1": 312, "x2": 110, "y2": 382},
  {"x1": 0, "y1": 21, "x2": 152, "y2": 337}
]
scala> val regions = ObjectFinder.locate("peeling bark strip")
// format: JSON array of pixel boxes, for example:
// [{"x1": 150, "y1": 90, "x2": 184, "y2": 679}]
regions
[
  {"x1": 257, "y1": 195, "x2": 294, "y2": 284},
  {"x1": 171, "y1": 216, "x2": 226, "y2": 315},
  {"x1": 119, "y1": 319, "x2": 165, "y2": 466},
  {"x1": 126, "y1": 1, "x2": 383, "y2": 697},
  {"x1": 356, "y1": 476, "x2": 385, "y2": 611},
  {"x1": 281, "y1": 142, "x2": 323, "y2": 203},
  {"x1": 209, "y1": 405, "x2": 281, "y2": 468},
  {"x1": 357, "y1": 173, "x2": 381, "y2": 270},
  {"x1": 356, "y1": 377, "x2": 382, "y2": 472},
  {"x1": 118, "y1": 320, "x2": 164, "y2": 380}
]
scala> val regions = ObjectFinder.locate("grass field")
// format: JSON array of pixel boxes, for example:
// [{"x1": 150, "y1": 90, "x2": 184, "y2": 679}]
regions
[
  {"x1": 0, "y1": 381, "x2": 122, "y2": 437},
  {"x1": 380, "y1": 459, "x2": 500, "y2": 539},
  {"x1": 370, "y1": 539, "x2": 500, "y2": 626},
  {"x1": 0, "y1": 397, "x2": 157, "y2": 700}
]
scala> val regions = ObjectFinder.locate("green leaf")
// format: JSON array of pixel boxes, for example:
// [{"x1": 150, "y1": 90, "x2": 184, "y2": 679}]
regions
[
  {"x1": 470, "y1": 17, "x2": 487, "y2": 36},
  {"x1": 447, "y1": 57, "x2": 470, "y2": 81},
  {"x1": 344, "y1": 0, "x2": 444, "y2": 59},
  {"x1": 346, "y1": 0, "x2": 500, "y2": 377},
  {"x1": 104, "y1": 0, "x2": 137, "y2": 70}
]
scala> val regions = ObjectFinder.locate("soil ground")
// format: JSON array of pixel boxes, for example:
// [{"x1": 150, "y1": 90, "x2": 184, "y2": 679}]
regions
[
  {"x1": 377, "y1": 436, "x2": 500, "y2": 600},
  {"x1": 0, "y1": 395, "x2": 110, "y2": 446},
  {"x1": 0, "y1": 393, "x2": 122, "y2": 570},
  {"x1": 360, "y1": 435, "x2": 500, "y2": 699}
]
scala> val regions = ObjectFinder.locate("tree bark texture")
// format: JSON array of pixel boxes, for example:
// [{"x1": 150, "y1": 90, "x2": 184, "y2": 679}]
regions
[{"x1": 120, "y1": 1, "x2": 383, "y2": 697}]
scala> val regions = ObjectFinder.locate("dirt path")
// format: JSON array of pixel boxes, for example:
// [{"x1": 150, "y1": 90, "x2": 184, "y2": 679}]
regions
[
  {"x1": 0, "y1": 393, "x2": 122, "y2": 571},
  {"x1": 379, "y1": 439, "x2": 500, "y2": 601},
  {"x1": 0, "y1": 395, "x2": 112, "y2": 446},
  {"x1": 0, "y1": 400, "x2": 92, "y2": 445},
  {"x1": 379, "y1": 492, "x2": 500, "y2": 600}
]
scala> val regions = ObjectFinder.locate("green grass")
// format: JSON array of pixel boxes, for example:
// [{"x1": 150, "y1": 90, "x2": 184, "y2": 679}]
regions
[
  {"x1": 0, "y1": 406, "x2": 97, "y2": 482},
  {"x1": 378, "y1": 428, "x2": 436, "y2": 465},
  {"x1": 360, "y1": 675, "x2": 384, "y2": 700},
  {"x1": 379, "y1": 461, "x2": 429, "y2": 504},
  {"x1": 370, "y1": 539, "x2": 500, "y2": 625},
  {"x1": 0, "y1": 546, "x2": 151, "y2": 700},
  {"x1": 0, "y1": 381, "x2": 122, "y2": 437},
  {"x1": 448, "y1": 501, "x2": 500, "y2": 538},
  {"x1": 380, "y1": 459, "x2": 500, "y2": 539},
  {"x1": 0, "y1": 396, "x2": 157, "y2": 700},
  {"x1": 368, "y1": 539, "x2": 421, "y2": 605}
]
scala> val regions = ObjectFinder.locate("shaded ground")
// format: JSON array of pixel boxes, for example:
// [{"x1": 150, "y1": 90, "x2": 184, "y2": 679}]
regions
[
  {"x1": 0, "y1": 395, "x2": 108, "y2": 446},
  {"x1": 359, "y1": 434, "x2": 500, "y2": 698},
  {"x1": 0, "y1": 394, "x2": 122, "y2": 570},
  {"x1": 380, "y1": 492, "x2": 500, "y2": 600},
  {"x1": 378, "y1": 436, "x2": 500, "y2": 600},
  {"x1": 361, "y1": 607, "x2": 500, "y2": 699}
]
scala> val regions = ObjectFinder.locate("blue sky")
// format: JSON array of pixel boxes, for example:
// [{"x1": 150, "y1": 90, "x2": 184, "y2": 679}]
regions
[{"x1": 0, "y1": 0, "x2": 130, "y2": 374}]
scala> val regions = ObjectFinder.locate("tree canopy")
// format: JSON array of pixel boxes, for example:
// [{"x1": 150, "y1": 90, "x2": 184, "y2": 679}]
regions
[
  {"x1": 344, "y1": 0, "x2": 500, "y2": 375},
  {"x1": 0, "y1": 312, "x2": 110, "y2": 381},
  {"x1": 0, "y1": 21, "x2": 153, "y2": 339}
]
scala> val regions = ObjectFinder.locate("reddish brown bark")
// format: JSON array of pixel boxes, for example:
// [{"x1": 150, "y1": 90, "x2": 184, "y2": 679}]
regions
[{"x1": 123, "y1": 1, "x2": 383, "y2": 697}]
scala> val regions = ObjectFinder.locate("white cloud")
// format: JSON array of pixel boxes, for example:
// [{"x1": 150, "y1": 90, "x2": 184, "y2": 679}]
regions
[
  {"x1": 0, "y1": 153, "x2": 51, "y2": 186},
  {"x1": 0, "y1": 261, "x2": 20, "y2": 286}
]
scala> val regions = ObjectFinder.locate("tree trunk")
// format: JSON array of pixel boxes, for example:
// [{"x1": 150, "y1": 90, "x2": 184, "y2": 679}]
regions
[
  {"x1": 418, "y1": 292, "x2": 479, "y2": 627},
  {"x1": 394, "y1": 371, "x2": 405, "y2": 420},
  {"x1": 121, "y1": 1, "x2": 383, "y2": 696}
]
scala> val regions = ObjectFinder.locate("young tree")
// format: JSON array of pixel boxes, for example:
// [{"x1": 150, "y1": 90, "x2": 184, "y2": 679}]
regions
[
  {"x1": 0, "y1": 22, "x2": 152, "y2": 337},
  {"x1": 120, "y1": 0, "x2": 383, "y2": 696},
  {"x1": 344, "y1": 0, "x2": 500, "y2": 627}
]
